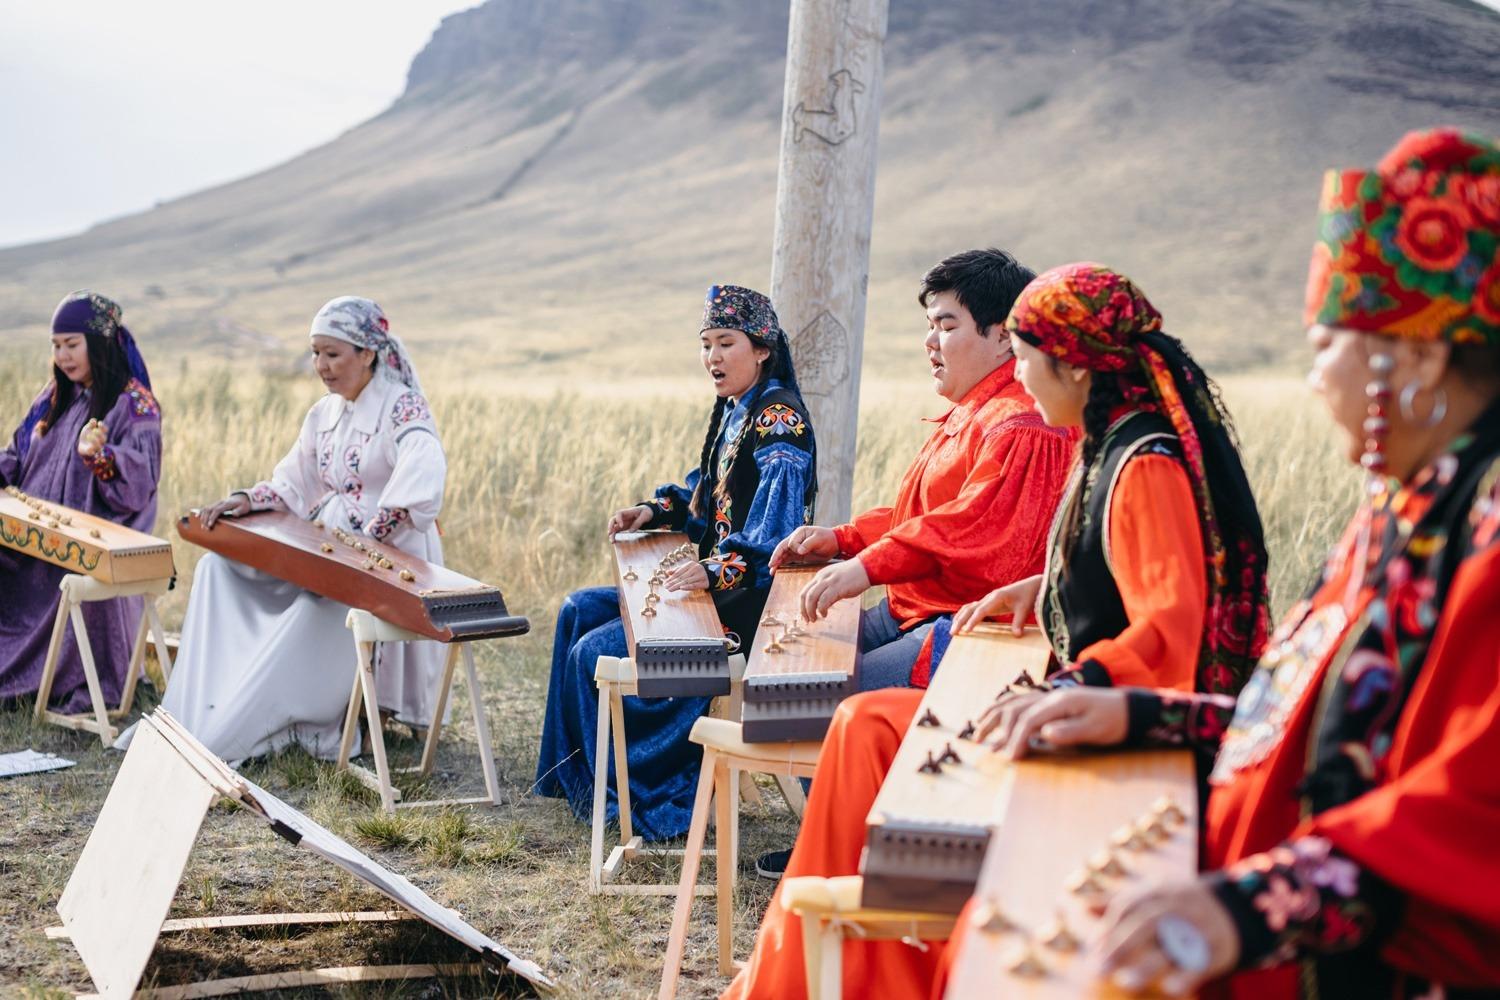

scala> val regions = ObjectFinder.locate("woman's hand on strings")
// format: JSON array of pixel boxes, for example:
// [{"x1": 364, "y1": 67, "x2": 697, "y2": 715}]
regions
[
  {"x1": 607, "y1": 504, "x2": 653, "y2": 538},
  {"x1": 952, "y1": 575, "x2": 1043, "y2": 636},
  {"x1": 981, "y1": 686, "x2": 1129, "y2": 759},
  {"x1": 200, "y1": 494, "x2": 251, "y2": 529},
  {"x1": 769, "y1": 525, "x2": 839, "y2": 570},
  {"x1": 664, "y1": 560, "x2": 710, "y2": 592}
]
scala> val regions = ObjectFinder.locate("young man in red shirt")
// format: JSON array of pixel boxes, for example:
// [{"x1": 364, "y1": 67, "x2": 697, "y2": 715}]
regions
[{"x1": 772, "y1": 247, "x2": 1076, "y2": 691}]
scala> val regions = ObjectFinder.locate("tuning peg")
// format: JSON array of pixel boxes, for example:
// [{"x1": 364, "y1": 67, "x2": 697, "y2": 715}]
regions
[
  {"x1": 1153, "y1": 796, "x2": 1187, "y2": 825},
  {"x1": 1006, "y1": 943, "x2": 1047, "y2": 977},
  {"x1": 1039, "y1": 910, "x2": 1080, "y2": 952},
  {"x1": 916, "y1": 708, "x2": 941, "y2": 728},
  {"x1": 975, "y1": 901, "x2": 1013, "y2": 934}
]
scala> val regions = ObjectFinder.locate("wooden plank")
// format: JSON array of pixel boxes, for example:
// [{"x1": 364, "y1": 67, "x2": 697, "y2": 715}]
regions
[
  {"x1": 740, "y1": 565, "x2": 862, "y2": 740},
  {"x1": 49, "y1": 911, "x2": 412, "y2": 939},
  {"x1": 611, "y1": 531, "x2": 722, "y2": 651},
  {"x1": 944, "y1": 751, "x2": 1197, "y2": 999},
  {"x1": 57, "y1": 719, "x2": 217, "y2": 1000},
  {"x1": 0, "y1": 488, "x2": 174, "y2": 583},
  {"x1": 860, "y1": 627, "x2": 1051, "y2": 912},
  {"x1": 75, "y1": 962, "x2": 484, "y2": 1000}
]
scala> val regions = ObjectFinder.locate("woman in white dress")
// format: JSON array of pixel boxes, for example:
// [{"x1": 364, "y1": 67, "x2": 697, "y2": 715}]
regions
[{"x1": 143, "y1": 296, "x2": 447, "y2": 763}]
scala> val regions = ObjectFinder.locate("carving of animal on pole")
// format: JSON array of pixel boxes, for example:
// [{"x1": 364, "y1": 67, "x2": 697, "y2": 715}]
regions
[{"x1": 793, "y1": 69, "x2": 866, "y2": 145}]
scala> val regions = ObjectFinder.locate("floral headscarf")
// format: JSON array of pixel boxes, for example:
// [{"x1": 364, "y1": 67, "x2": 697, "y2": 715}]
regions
[
  {"x1": 51, "y1": 290, "x2": 151, "y2": 388},
  {"x1": 1305, "y1": 127, "x2": 1500, "y2": 346},
  {"x1": 1007, "y1": 263, "x2": 1271, "y2": 696},
  {"x1": 309, "y1": 296, "x2": 421, "y2": 392}
]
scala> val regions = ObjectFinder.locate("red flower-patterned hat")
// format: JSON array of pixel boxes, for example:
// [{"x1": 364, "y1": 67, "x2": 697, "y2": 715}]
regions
[{"x1": 1305, "y1": 128, "x2": 1500, "y2": 346}]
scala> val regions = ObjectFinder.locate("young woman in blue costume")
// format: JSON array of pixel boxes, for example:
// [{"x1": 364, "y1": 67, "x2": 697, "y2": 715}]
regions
[{"x1": 535, "y1": 285, "x2": 818, "y2": 841}]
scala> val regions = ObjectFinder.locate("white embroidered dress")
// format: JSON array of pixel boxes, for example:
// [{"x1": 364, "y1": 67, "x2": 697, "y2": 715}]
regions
[{"x1": 154, "y1": 377, "x2": 448, "y2": 763}]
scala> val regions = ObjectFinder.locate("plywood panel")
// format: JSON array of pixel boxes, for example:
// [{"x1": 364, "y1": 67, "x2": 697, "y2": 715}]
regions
[{"x1": 57, "y1": 720, "x2": 217, "y2": 999}]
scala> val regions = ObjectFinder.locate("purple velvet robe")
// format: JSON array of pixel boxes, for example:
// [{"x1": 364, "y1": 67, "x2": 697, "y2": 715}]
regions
[{"x1": 0, "y1": 379, "x2": 162, "y2": 713}]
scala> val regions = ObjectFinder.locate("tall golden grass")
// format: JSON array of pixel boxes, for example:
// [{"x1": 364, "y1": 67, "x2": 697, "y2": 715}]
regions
[
  {"x1": 0, "y1": 355, "x2": 1363, "y2": 997},
  {"x1": 0, "y1": 359, "x2": 1357, "y2": 627}
]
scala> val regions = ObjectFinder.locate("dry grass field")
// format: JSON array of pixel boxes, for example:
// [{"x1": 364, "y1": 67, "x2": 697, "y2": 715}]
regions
[{"x1": 0, "y1": 356, "x2": 1358, "y2": 998}]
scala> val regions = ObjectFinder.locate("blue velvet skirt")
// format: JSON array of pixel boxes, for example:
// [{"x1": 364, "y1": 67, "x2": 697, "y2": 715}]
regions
[{"x1": 534, "y1": 586, "x2": 712, "y2": 842}]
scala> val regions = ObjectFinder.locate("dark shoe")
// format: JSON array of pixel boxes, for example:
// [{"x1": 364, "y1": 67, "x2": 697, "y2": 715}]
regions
[{"x1": 755, "y1": 848, "x2": 793, "y2": 881}]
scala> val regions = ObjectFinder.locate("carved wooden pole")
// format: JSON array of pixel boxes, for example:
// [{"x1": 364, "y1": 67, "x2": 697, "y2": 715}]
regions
[{"x1": 770, "y1": 0, "x2": 888, "y2": 524}]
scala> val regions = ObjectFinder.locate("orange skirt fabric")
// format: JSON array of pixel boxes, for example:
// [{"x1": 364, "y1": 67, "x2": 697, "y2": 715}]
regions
[{"x1": 722, "y1": 687, "x2": 950, "y2": 1000}]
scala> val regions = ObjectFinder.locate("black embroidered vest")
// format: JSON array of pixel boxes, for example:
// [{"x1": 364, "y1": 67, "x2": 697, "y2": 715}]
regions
[{"x1": 1040, "y1": 410, "x2": 1182, "y2": 665}]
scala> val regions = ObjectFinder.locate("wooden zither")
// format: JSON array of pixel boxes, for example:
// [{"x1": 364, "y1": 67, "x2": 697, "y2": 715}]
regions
[
  {"x1": 2, "y1": 486, "x2": 175, "y2": 583},
  {"x1": 178, "y1": 510, "x2": 528, "y2": 642},
  {"x1": 860, "y1": 626, "x2": 1052, "y2": 913},
  {"x1": 944, "y1": 750, "x2": 1196, "y2": 997},
  {"x1": 611, "y1": 530, "x2": 729, "y2": 697},
  {"x1": 739, "y1": 565, "x2": 860, "y2": 742}
]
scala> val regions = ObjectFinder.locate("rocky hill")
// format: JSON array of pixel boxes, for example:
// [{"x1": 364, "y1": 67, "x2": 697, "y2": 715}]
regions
[{"x1": 1, "y1": 0, "x2": 1496, "y2": 383}]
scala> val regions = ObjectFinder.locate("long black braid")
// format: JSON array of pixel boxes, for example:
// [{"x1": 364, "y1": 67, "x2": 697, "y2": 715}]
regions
[{"x1": 689, "y1": 395, "x2": 731, "y2": 519}]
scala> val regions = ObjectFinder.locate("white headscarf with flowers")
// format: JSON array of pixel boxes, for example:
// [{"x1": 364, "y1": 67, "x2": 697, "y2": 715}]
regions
[{"x1": 308, "y1": 296, "x2": 423, "y2": 393}]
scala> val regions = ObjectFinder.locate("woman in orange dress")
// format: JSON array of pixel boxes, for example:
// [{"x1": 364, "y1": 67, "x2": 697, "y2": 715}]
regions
[
  {"x1": 721, "y1": 263, "x2": 1270, "y2": 999},
  {"x1": 966, "y1": 127, "x2": 1500, "y2": 1000}
]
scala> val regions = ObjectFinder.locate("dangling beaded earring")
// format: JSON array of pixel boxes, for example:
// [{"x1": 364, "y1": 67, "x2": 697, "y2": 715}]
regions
[
  {"x1": 1346, "y1": 351, "x2": 1396, "y2": 609},
  {"x1": 1362, "y1": 353, "x2": 1395, "y2": 486}
]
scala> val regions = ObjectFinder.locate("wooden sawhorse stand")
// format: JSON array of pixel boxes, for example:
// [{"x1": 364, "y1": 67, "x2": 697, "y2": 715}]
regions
[
  {"x1": 588, "y1": 654, "x2": 806, "y2": 896},
  {"x1": 34, "y1": 573, "x2": 174, "y2": 746},
  {"x1": 335, "y1": 609, "x2": 501, "y2": 814}
]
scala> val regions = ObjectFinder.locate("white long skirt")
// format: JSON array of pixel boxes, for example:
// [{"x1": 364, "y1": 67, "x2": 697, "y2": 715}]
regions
[{"x1": 119, "y1": 554, "x2": 444, "y2": 764}]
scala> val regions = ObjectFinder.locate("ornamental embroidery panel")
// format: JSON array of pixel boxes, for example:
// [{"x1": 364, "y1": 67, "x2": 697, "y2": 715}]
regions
[
  {"x1": 705, "y1": 550, "x2": 748, "y2": 589},
  {"x1": 125, "y1": 381, "x2": 159, "y2": 419},
  {"x1": 365, "y1": 507, "x2": 409, "y2": 541},
  {"x1": 82, "y1": 446, "x2": 118, "y2": 481},
  {"x1": 390, "y1": 391, "x2": 432, "y2": 426},
  {"x1": 1221, "y1": 836, "x2": 1381, "y2": 966},
  {"x1": 755, "y1": 403, "x2": 806, "y2": 439}
]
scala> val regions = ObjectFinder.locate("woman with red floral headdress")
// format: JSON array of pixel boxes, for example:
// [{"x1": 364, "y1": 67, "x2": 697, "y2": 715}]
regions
[{"x1": 968, "y1": 127, "x2": 1500, "y2": 999}]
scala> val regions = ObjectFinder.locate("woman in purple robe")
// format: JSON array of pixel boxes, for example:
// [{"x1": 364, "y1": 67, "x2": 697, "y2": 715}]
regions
[{"x1": 0, "y1": 291, "x2": 162, "y2": 714}]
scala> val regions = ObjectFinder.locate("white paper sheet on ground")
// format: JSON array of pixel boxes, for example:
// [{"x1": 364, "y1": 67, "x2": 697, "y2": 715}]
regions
[
  {"x1": 59, "y1": 711, "x2": 553, "y2": 996},
  {"x1": 0, "y1": 749, "x2": 76, "y2": 777}
]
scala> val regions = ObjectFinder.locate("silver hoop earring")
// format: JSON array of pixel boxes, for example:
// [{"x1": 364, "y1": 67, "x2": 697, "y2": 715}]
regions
[{"x1": 1398, "y1": 381, "x2": 1447, "y2": 428}]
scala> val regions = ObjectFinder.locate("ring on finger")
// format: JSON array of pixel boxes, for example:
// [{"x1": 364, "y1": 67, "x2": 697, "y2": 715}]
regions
[{"x1": 1155, "y1": 915, "x2": 1210, "y2": 975}]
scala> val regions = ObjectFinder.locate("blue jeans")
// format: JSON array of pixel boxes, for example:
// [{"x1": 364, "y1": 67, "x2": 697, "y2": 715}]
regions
[{"x1": 856, "y1": 598, "x2": 938, "y2": 691}]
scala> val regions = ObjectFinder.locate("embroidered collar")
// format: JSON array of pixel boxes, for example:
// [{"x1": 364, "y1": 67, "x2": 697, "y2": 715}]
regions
[
  {"x1": 318, "y1": 378, "x2": 386, "y2": 435},
  {"x1": 929, "y1": 359, "x2": 1017, "y2": 436}
]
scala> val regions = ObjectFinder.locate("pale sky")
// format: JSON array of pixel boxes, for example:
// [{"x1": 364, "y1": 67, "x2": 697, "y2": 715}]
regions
[{"x1": 0, "y1": 1, "x2": 476, "y2": 249}]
